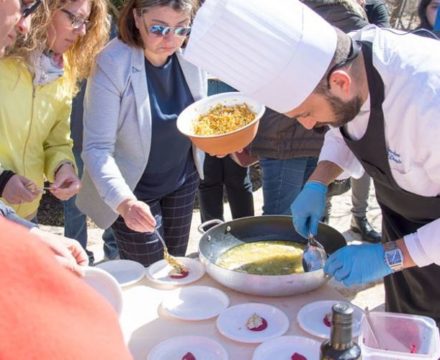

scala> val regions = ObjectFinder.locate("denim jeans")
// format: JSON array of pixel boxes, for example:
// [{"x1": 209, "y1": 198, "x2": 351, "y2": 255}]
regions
[
  {"x1": 207, "y1": 79, "x2": 235, "y2": 95},
  {"x1": 260, "y1": 157, "x2": 318, "y2": 215},
  {"x1": 63, "y1": 150, "x2": 119, "y2": 263}
]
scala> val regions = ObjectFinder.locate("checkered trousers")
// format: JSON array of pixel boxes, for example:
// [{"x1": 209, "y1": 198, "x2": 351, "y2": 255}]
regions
[{"x1": 111, "y1": 168, "x2": 200, "y2": 267}]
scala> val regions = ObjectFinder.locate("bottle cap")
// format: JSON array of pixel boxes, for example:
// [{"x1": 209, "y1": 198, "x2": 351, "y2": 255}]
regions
[{"x1": 332, "y1": 302, "x2": 354, "y2": 322}]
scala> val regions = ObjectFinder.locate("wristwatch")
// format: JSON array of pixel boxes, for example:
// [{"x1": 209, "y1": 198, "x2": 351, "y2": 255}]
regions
[{"x1": 383, "y1": 242, "x2": 404, "y2": 272}]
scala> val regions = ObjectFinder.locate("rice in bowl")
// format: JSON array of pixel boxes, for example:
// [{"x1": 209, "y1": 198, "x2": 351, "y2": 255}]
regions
[{"x1": 193, "y1": 103, "x2": 256, "y2": 136}]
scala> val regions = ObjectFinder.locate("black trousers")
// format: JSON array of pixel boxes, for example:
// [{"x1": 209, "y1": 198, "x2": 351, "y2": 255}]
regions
[{"x1": 198, "y1": 154, "x2": 254, "y2": 223}]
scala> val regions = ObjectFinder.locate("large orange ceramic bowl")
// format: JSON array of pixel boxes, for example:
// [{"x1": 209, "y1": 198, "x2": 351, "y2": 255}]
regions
[{"x1": 177, "y1": 92, "x2": 266, "y2": 155}]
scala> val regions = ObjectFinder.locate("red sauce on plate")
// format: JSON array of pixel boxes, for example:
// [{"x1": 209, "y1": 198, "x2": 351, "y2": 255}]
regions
[
  {"x1": 182, "y1": 352, "x2": 196, "y2": 360},
  {"x1": 169, "y1": 269, "x2": 189, "y2": 279},
  {"x1": 323, "y1": 312, "x2": 332, "y2": 327},
  {"x1": 291, "y1": 352, "x2": 307, "y2": 360},
  {"x1": 248, "y1": 317, "x2": 268, "y2": 332}
]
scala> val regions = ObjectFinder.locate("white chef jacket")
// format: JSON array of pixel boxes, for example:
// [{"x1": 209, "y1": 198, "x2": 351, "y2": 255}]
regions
[{"x1": 318, "y1": 26, "x2": 440, "y2": 267}]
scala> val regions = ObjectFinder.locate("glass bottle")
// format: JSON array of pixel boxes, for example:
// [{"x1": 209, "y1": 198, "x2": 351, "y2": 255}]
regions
[{"x1": 320, "y1": 302, "x2": 361, "y2": 360}]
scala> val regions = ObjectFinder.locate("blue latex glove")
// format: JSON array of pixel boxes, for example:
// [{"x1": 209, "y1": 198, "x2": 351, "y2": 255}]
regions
[
  {"x1": 290, "y1": 181, "x2": 328, "y2": 238},
  {"x1": 324, "y1": 243, "x2": 393, "y2": 287}
]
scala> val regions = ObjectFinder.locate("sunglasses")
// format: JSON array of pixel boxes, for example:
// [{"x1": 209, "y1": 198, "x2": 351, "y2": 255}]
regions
[
  {"x1": 60, "y1": 8, "x2": 90, "y2": 30},
  {"x1": 21, "y1": 0, "x2": 42, "y2": 18},
  {"x1": 147, "y1": 24, "x2": 191, "y2": 37}
]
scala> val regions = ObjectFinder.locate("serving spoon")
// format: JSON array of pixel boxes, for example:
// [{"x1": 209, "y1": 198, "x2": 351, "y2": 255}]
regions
[
  {"x1": 302, "y1": 233, "x2": 327, "y2": 272},
  {"x1": 154, "y1": 229, "x2": 187, "y2": 273}
]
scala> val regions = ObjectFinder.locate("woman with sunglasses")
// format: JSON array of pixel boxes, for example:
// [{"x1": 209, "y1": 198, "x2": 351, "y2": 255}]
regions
[
  {"x1": 77, "y1": 0, "x2": 206, "y2": 266},
  {"x1": 0, "y1": 0, "x2": 109, "y2": 221}
]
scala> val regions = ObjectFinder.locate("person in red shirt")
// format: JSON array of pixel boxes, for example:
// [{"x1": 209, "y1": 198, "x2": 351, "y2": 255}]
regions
[{"x1": 0, "y1": 217, "x2": 132, "y2": 360}]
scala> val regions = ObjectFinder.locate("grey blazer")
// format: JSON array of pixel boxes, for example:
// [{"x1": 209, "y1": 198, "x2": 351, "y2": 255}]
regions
[{"x1": 76, "y1": 38, "x2": 207, "y2": 229}]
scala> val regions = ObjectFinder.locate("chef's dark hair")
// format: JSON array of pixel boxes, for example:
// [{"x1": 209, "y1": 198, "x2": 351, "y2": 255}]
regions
[{"x1": 312, "y1": 27, "x2": 354, "y2": 95}]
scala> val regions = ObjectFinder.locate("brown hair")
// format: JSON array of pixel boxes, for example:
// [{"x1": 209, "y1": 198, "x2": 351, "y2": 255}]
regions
[
  {"x1": 118, "y1": 0, "x2": 197, "y2": 48},
  {"x1": 9, "y1": 0, "x2": 109, "y2": 93}
]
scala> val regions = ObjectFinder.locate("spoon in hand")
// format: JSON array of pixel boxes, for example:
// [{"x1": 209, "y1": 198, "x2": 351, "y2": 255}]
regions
[
  {"x1": 302, "y1": 232, "x2": 327, "y2": 272},
  {"x1": 154, "y1": 229, "x2": 187, "y2": 274}
]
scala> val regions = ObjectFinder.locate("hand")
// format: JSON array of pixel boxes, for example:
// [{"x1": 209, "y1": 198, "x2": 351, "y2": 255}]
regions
[
  {"x1": 50, "y1": 163, "x2": 81, "y2": 201},
  {"x1": 117, "y1": 198, "x2": 156, "y2": 233},
  {"x1": 290, "y1": 181, "x2": 327, "y2": 238},
  {"x1": 210, "y1": 149, "x2": 242, "y2": 158},
  {"x1": 324, "y1": 243, "x2": 393, "y2": 287},
  {"x1": 211, "y1": 153, "x2": 227, "y2": 158},
  {"x1": 30, "y1": 228, "x2": 88, "y2": 276},
  {"x1": 2, "y1": 174, "x2": 40, "y2": 204}
]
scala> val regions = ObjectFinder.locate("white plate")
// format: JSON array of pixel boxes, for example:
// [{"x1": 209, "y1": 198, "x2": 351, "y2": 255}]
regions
[
  {"x1": 161, "y1": 286, "x2": 229, "y2": 320},
  {"x1": 147, "y1": 335, "x2": 228, "y2": 360},
  {"x1": 146, "y1": 257, "x2": 205, "y2": 286},
  {"x1": 83, "y1": 267, "x2": 123, "y2": 316},
  {"x1": 297, "y1": 300, "x2": 363, "y2": 339},
  {"x1": 216, "y1": 303, "x2": 289, "y2": 344},
  {"x1": 96, "y1": 259, "x2": 145, "y2": 287},
  {"x1": 253, "y1": 335, "x2": 320, "y2": 360}
]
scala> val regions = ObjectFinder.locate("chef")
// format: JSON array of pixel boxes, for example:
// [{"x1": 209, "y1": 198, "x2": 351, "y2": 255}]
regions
[{"x1": 184, "y1": 0, "x2": 440, "y2": 323}]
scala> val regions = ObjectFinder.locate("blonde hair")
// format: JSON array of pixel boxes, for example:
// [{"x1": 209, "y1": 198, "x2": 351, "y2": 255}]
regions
[{"x1": 9, "y1": 0, "x2": 109, "y2": 93}]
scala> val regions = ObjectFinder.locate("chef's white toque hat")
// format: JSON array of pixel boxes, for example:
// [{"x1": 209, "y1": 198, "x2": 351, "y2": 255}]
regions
[{"x1": 184, "y1": 0, "x2": 337, "y2": 113}]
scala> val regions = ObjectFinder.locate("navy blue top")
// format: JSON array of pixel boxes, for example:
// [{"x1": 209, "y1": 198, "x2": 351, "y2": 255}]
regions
[{"x1": 134, "y1": 54, "x2": 194, "y2": 200}]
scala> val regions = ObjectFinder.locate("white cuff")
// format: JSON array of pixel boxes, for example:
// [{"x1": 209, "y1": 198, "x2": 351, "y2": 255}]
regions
[{"x1": 403, "y1": 233, "x2": 432, "y2": 267}]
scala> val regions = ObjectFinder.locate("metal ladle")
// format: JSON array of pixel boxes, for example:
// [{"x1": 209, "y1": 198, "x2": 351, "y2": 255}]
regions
[
  {"x1": 154, "y1": 229, "x2": 187, "y2": 273},
  {"x1": 302, "y1": 233, "x2": 328, "y2": 272}
]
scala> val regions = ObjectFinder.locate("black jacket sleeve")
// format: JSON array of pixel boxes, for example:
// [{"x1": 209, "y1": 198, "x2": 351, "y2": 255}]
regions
[{"x1": 366, "y1": 0, "x2": 391, "y2": 28}]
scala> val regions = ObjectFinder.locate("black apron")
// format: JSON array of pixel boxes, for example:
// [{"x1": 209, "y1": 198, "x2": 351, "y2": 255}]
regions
[{"x1": 339, "y1": 41, "x2": 440, "y2": 324}]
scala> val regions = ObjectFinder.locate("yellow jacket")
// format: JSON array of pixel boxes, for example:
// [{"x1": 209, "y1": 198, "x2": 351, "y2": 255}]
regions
[{"x1": 0, "y1": 58, "x2": 75, "y2": 218}]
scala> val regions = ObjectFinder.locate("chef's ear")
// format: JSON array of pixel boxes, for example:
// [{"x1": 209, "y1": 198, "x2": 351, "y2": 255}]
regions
[{"x1": 328, "y1": 70, "x2": 352, "y2": 98}]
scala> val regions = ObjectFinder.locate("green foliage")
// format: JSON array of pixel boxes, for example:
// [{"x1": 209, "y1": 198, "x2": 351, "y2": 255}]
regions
[
  {"x1": 109, "y1": 0, "x2": 125, "y2": 9},
  {"x1": 107, "y1": 0, "x2": 125, "y2": 17}
]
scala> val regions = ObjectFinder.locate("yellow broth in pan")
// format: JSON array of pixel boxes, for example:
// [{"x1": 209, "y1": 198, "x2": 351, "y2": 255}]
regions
[{"x1": 215, "y1": 241, "x2": 305, "y2": 275}]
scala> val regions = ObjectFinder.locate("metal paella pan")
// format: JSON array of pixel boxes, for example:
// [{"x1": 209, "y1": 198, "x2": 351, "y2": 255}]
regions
[{"x1": 198, "y1": 215, "x2": 346, "y2": 297}]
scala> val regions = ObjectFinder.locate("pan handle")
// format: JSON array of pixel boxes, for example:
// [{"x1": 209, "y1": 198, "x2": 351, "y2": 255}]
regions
[{"x1": 197, "y1": 219, "x2": 224, "y2": 234}]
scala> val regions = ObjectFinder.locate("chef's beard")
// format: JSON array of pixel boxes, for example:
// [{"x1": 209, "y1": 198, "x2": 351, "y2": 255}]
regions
[{"x1": 316, "y1": 93, "x2": 363, "y2": 129}]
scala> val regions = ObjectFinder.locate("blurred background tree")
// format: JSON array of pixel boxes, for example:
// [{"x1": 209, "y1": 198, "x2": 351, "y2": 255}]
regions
[
  {"x1": 105, "y1": 0, "x2": 420, "y2": 30},
  {"x1": 387, "y1": 0, "x2": 419, "y2": 29},
  {"x1": 107, "y1": 0, "x2": 123, "y2": 18}
]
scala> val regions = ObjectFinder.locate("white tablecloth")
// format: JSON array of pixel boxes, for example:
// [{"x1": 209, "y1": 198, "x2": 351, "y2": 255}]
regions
[{"x1": 119, "y1": 269, "x2": 347, "y2": 360}]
